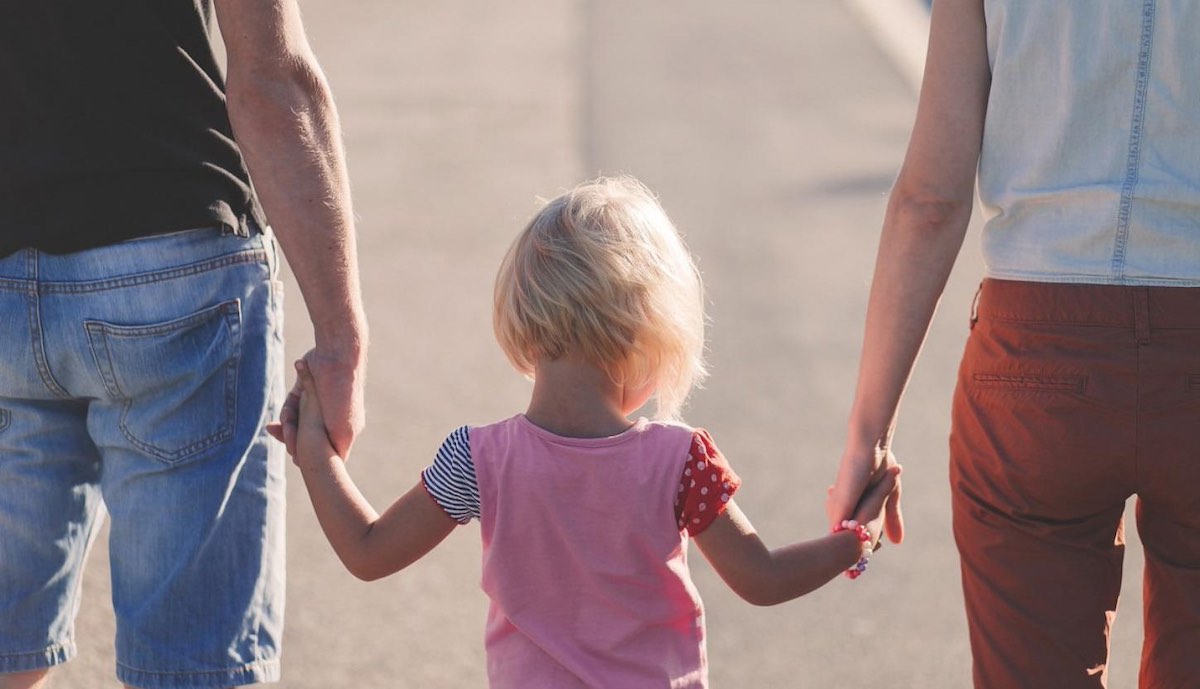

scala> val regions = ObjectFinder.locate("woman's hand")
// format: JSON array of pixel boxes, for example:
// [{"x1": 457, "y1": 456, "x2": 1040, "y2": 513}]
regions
[
  {"x1": 828, "y1": 445, "x2": 904, "y2": 544},
  {"x1": 849, "y1": 461, "x2": 903, "y2": 550}
]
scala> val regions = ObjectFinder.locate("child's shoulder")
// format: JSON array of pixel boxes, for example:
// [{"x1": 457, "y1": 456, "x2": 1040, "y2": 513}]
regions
[
  {"x1": 638, "y1": 419, "x2": 718, "y2": 453},
  {"x1": 640, "y1": 418, "x2": 696, "y2": 436},
  {"x1": 640, "y1": 418, "x2": 716, "y2": 442},
  {"x1": 640, "y1": 421, "x2": 730, "y2": 467},
  {"x1": 642, "y1": 417, "x2": 694, "y2": 430},
  {"x1": 448, "y1": 415, "x2": 521, "y2": 436}
]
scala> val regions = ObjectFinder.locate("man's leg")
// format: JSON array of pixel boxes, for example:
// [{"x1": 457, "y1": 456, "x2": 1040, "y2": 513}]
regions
[
  {"x1": 60, "y1": 228, "x2": 286, "y2": 689},
  {"x1": 0, "y1": 399, "x2": 104, "y2": 684},
  {"x1": 0, "y1": 670, "x2": 50, "y2": 689},
  {"x1": 0, "y1": 252, "x2": 104, "y2": 685}
]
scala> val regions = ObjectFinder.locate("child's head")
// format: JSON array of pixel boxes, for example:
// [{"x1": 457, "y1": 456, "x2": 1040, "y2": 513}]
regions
[{"x1": 494, "y1": 176, "x2": 706, "y2": 421}]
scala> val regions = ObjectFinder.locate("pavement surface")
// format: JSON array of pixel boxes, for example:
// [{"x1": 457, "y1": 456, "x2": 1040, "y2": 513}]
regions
[{"x1": 60, "y1": 1, "x2": 1148, "y2": 687}]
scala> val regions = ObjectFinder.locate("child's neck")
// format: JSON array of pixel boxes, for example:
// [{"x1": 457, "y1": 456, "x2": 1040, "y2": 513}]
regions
[{"x1": 524, "y1": 356, "x2": 636, "y2": 439}]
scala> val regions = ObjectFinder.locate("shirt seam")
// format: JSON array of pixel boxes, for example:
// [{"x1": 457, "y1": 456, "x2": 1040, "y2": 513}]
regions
[
  {"x1": 515, "y1": 414, "x2": 653, "y2": 449},
  {"x1": 1111, "y1": 0, "x2": 1157, "y2": 281}
]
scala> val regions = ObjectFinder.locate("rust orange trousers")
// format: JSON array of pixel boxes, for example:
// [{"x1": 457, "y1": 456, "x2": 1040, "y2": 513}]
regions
[{"x1": 950, "y1": 279, "x2": 1200, "y2": 689}]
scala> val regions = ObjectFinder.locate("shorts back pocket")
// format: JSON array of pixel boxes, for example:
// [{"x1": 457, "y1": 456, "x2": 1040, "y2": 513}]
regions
[{"x1": 86, "y1": 300, "x2": 242, "y2": 464}]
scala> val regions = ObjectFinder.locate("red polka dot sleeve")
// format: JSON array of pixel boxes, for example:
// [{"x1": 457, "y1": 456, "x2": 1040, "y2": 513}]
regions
[{"x1": 675, "y1": 429, "x2": 741, "y2": 536}]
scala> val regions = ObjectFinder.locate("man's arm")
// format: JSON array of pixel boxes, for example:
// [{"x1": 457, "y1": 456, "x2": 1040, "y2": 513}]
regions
[{"x1": 215, "y1": 0, "x2": 367, "y2": 455}]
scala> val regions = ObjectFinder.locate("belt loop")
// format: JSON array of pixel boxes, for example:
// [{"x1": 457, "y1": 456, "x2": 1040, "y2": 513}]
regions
[
  {"x1": 244, "y1": 213, "x2": 264, "y2": 237},
  {"x1": 1134, "y1": 288, "x2": 1151, "y2": 344},
  {"x1": 969, "y1": 281, "x2": 983, "y2": 330},
  {"x1": 220, "y1": 215, "x2": 254, "y2": 238}
]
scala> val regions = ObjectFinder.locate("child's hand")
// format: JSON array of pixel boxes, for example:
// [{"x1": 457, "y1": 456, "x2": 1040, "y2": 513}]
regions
[
  {"x1": 294, "y1": 359, "x2": 343, "y2": 465},
  {"x1": 850, "y1": 464, "x2": 902, "y2": 551},
  {"x1": 264, "y1": 380, "x2": 300, "y2": 453}
]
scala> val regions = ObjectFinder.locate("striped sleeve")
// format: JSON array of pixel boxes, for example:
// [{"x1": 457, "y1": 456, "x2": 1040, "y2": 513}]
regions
[{"x1": 420, "y1": 426, "x2": 480, "y2": 524}]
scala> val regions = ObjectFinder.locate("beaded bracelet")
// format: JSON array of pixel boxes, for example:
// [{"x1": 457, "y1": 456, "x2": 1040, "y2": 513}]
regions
[{"x1": 833, "y1": 519, "x2": 873, "y2": 580}]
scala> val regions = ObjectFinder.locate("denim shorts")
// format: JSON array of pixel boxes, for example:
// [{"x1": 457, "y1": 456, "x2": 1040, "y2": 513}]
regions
[{"x1": 0, "y1": 227, "x2": 286, "y2": 688}]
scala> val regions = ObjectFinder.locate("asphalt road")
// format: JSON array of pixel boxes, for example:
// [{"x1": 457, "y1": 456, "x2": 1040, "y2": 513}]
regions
[{"x1": 61, "y1": 2, "x2": 1147, "y2": 687}]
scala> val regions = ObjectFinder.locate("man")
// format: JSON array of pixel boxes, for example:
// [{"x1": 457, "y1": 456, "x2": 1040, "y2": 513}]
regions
[{"x1": 0, "y1": 1, "x2": 366, "y2": 687}]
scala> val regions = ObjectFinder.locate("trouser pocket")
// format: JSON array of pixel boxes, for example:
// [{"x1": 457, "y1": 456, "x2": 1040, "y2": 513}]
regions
[{"x1": 86, "y1": 299, "x2": 242, "y2": 464}]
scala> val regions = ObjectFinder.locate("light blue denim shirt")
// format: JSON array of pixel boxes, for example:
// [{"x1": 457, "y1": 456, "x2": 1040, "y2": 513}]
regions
[{"x1": 978, "y1": 1, "x2": 1200, "y2": 286}]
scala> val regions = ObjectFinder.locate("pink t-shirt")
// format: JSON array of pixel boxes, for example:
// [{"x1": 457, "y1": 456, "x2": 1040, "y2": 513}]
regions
[
  {"x1": 421, "y1": 424, "x2": 741, "y2": 536},
  {"x1": 453, "y1": 415, "x2": 738, "y2": 688}
]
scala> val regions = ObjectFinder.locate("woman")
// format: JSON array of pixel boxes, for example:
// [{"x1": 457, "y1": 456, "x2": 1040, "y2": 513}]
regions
[{"x1": 827, "y1": 1, "x2": 1200, "y2": 687}]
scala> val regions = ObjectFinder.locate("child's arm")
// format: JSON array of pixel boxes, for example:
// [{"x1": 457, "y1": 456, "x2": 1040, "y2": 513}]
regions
[
  {"x1": 693, "y1": 467, "x2": 899, "y2": 606},
  {"x1": 290, "y1": 360, "x2": 458, "y2": 581}
]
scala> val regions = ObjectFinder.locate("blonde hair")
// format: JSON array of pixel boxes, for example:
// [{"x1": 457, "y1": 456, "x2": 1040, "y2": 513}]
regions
[{"x1": 494, "y1": 176, "x2": 706, "y2": 421}]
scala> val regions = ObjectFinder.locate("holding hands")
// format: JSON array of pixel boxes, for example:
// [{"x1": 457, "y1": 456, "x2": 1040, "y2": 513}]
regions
[
  {"x1": 844, "y1": 460, "x2": 902, "y2": 555},
  {"x1": 288, "y1": 359, "x2": 341, "y2": 465},
  {"x1": 267, "y1": 346, "x2": 364, "y2": 459},
  {"x1": 270, "y1": 357, "x2": 458, "y2": 583},
  {"x1": 829, "y1": 444, "x2": 904, "y2": 547}
]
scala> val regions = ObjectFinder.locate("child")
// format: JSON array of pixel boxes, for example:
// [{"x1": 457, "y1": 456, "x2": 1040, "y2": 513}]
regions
[{"x1": 283, "y1": 176, "x2": 899, "y2": 688}]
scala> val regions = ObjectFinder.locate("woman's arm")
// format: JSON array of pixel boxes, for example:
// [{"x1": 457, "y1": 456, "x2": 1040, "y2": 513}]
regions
[
  {"x1": 695, "y1": 468, "x2": 898, "y2": 606},
  {"x1": 826, "y1": 0, "x2": 991, "y2": 543},
  {"x1": 291, "y1": 362, "x2": 458, "y2": 582}
]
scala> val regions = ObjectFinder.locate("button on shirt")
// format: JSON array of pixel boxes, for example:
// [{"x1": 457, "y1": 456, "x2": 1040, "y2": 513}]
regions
[{"x1": 978, "y1": 1, "x2": 1200, "y2": 286}]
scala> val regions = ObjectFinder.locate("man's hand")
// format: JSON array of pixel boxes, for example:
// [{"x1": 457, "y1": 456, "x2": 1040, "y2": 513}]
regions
[
  {"x1": 267, "y1": 347, "x2": 364, "y2": 458},
  {"x1": 302, "y1": 347, "x2": 365, "y2": 458}
]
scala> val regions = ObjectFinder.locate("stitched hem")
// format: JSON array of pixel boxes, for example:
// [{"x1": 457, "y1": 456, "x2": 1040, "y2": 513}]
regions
[
  {"x1": 117, "y1": 657, "x2": 280, "y2": 689},
  {"x1": 984, "y1": 270, "x2": 1200, "y2": 287},
  {"x1": 0, "y1": 640, "x2": 75, "y2": 673}
]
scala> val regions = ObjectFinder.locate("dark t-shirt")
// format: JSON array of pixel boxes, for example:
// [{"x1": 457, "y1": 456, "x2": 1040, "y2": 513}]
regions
[{"x1": 0, "y1": 0, "x2": 266, "y2": 257}]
